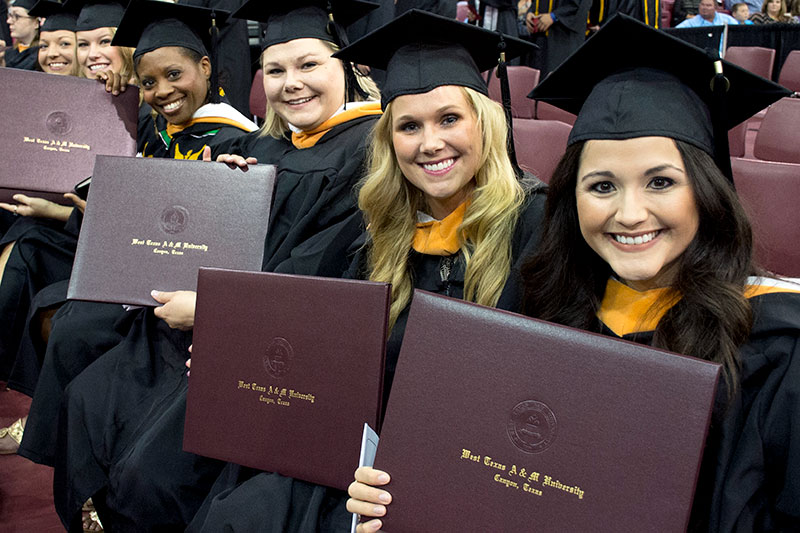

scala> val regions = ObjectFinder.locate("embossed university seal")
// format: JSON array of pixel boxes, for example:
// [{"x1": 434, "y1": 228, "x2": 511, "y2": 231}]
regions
[
  {"x1": 46, "y1": 111, "x2": 72, "y2": 135},
  {"x1": 507, "y1": 400, "x2": 557, "y2": 454},
  {"x1": 263, "y1": 337, "x2": 293, "y2": 379},
  {"x1": 160, "y1": 205, "x2": 189, "y2": 234}
]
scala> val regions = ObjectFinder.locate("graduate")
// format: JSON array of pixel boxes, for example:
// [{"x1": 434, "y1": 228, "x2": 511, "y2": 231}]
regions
[
  {"x1": 30, "y1": 0, "x2": 80, "y2": 76},
  {"x1": 14, "y1": 0, "x2": 252, "y2": 473},
  {"x1": 186, "y1": 9, "x2": 545, "y2": 532},
  {"x1": 1, "y1": 0, "x2": 40, "y2": 70},
  {"x1": 348, "y1": 14, "x2": 799, "y2": 533},
  {"x1": 51, "y1": 1, "x2": 383, "y2": 531}
]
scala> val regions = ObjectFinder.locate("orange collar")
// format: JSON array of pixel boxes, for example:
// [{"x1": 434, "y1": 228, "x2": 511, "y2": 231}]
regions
[
  {"x1": 597, "y1": 279, "x2": 679, "y2": 337},
  {"x1": 412, "y1": 200, "x2": 469, "y2": 256},
  {"x1": 291, "y1": 102, "x2": 382, "y2": 149},
  {"x1": 598, "y1": 277, "x2": 800, "y2": 336}
]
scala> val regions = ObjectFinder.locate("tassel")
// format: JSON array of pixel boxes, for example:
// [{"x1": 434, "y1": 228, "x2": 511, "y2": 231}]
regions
[
  {"x1": 209, "y1": 11, "x2": 221, "y2": 104},
  {"x1": 497, "y1": 37, "x2": 523, "y2": 180},
  {"x1": 325, "y1": 4, "x2": 370, "y2": 103},
  {"x1": 709, "y1": 55, "x2": 733, "y2": 183}
]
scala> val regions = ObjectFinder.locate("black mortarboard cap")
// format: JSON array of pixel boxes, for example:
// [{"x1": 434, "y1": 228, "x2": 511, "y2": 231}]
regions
[
  {"x1": 112, "y1": 0, "x2": 229, "y2": 61},
  {"x1": 334, "y1": 9, "x2": 536, "y2": 109},
  {"x1": 30, "y1": 0, "x2": 79, "y2": 32},
  {"x1": 10, "y1": 0, "x2": 38, "y2": 11},
  {"x1": 530, "y1": 14, "x2": 791, "y2": 179},
  {"x1": 65, "y1": 0, "x2": 126, "y2": 32},
  {"x1": 233, "y1": 0, "x2": 378, "y2": 50}
]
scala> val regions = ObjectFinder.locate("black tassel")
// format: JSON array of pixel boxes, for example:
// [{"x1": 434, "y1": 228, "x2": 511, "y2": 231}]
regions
[
  {"x1": 209, "y1": 11, "x2": 221, "y2": 104},
  {"x1": 325, "y1": 5, "x2": 369, "y2": 103},
  {"x1": 497, "y1": 37, "x2": 523, "y2": 180},
  {"x1": 709, "y1": 54, "x2": 733, "y2": 184}
]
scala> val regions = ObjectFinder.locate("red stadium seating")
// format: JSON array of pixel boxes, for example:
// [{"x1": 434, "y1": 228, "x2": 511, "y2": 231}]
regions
[
  {"x1": 535, "y1": 101, "x2": 577, "y2": 125},
  {"x1": 753, "y1": 97, "x2": 800, "y2": 164},
  {"x1": 724, "y1": 46, "x2": 776, "y2": 81},
  {"x1": 728, "y1": 121, "x2": 747, "y2": 158},
  {"x1": 731, "y1": 157, "x2": 800, "y2": 277},
  {"x1": 249, "y1": 69, "x2": 266, "y2": 121},
  {"x1": 778, "y1": 50, "x2": 800, "y2": 93},
  {"x1": 488, "y1": 66, "x2": 540, "y2": 119},
  {"x1": 513, "y1": 118, "x2": 572, "y2": 183}
]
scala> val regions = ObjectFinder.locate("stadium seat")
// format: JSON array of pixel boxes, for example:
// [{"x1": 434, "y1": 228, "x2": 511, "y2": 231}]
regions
[
  {"x1": 488, "y1": 66, "x2": 540, "y2": 119},
  {"x1": 249, "y1": 69, "x2": 266, "y2": 122},
  {"x1": 535, "y1": 101, "x2": 577, "y2": 125},
  {"x1": 728, "y1": 121, "x2": 747, "y2": 158},
  {"x1": 778, "y1": 50, "x2": 800, "y2": 93},
  {"x1": 753, "y1": 97, "x2": 800, "y2": 164},
  {"x1": 731, "y1": 157, "x2": 800, "y2": 277},
  {"x1": 513, "y1": 119, "x2": 572, "y2": 183},
  {"x1": 724, "y1": 46, "x2": 776, "y2": 81}
]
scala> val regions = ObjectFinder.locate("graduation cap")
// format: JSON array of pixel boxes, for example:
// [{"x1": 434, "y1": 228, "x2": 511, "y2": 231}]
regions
[
  {"x1": 233, "y1": 0, "x2": 378, "y2": 50},
  {"x1": 29, "y1": 0, "x2": 79, "y2": 32},
  {"x1": 530, "y1": 14, "x2": 791, "y2": 180},
  {"x1": 335, "y1": 9, "x2": 537, "y2": 177},
  {"x1": 10, "y1": 0, "x2": 38, "y2": 11},
  {"x1": 63, "y1": 0, "x2": 126, "y2": 32},
  {"x1": 112, "y1": 0, "x2": 231, "y2": 103}
]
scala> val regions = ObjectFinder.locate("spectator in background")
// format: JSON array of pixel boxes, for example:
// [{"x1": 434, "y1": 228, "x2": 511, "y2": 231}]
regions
[
  {"x1": 749, "y1": 0, "x2": 797, "y2": 22},
  {"x1": 524, "y1": 0, "x2": 591, "y2": 75},
  {"x1": 790, "y1": 0, "x2": 800, "y2": 20},
  {"x1": 725, "y1": 0, "x2": 761, "y2": 14},
  {"x1": 673, "y1": 0, "x2": 700, "y2": 25},
  {"x1": 732, "y1": 1, "x2": 756, "y2": 21},
  {"x1": 676, "y1": 0, "x2": 739, "y2": 26}
]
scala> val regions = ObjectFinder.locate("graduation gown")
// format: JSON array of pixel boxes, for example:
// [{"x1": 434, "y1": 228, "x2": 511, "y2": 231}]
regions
[
  {"x1": 186, "y1": 184, "x2": 548, "y2": 533},
  {"x1": 17, "y1": 104, "x2": 257, "y2": 471},
  {"x1": 595, "y1": 277, "x2": 800, "y2": 532},
  {"x1": 52, "y1": 113, "x2": 378, "y2": 532},
  {"x1": 4, "y1": 44, "x2": 38, "y2": 70},
  {"x1": 528, "y1": 0, "x2": 592, "y2": 75}
]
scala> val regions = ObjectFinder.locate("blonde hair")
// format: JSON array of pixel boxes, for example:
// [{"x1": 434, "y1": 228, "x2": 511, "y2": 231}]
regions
[
  {"x1": 76, "y1": 27, "x2": 135, "y2": 84},
  {"x1": 258, "y1": 39, "x2": 380, "y2": 139},
  {"x1": 359, "y1": 86, "x2": 525, "y2": 329}
]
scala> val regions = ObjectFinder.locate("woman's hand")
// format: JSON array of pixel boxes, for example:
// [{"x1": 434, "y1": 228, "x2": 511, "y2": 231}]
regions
[
  {"x1": 91, "y1": 69, "x2": 128, "y2": 96},
  {"x1": 0, "y1": 194, "x2": 73, "y2": 221},
  {"x1": 63, "y1": 193, "x2": 87, "y2": 213},
  {"x1": 151, "y1": 290, "x2": 197, "y2": 330},
  {"x1": 216, "y1": 153, "x2": 258, "y2": 171},
  {"x1": 346, "y1": 467, "x2": 392, "y2": 533},
  {"x1": 0, "y1": 40, "x2": 7, "y2": 67}
]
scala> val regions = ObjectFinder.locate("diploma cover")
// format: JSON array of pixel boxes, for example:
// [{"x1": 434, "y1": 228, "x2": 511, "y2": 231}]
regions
[
  {"x1": 375, "y1": 291, "x2": 721, "y2": 532},
  {"x1": 184, "y1": 268, "x2": 390, "y2": 491},
  {"x1": 67, "y1": 156, "x2": 276, "y2": 306},
  {"x1": 0, "y1": 68, "x2": 138, "y2": 204}
]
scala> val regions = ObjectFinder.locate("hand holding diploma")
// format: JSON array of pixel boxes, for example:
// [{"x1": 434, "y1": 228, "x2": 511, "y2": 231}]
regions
[
  {"x1": 151, "y1": 290, "x2": 197, "y2": 330},
  {"x1": 347, "y1": 467, "x2": 392, "y2": 533}
]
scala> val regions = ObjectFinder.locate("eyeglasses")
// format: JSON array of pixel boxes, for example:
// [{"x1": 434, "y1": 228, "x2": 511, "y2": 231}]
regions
[{"x1": 7, "y1": 13, "x2": 34, "y2": 22}]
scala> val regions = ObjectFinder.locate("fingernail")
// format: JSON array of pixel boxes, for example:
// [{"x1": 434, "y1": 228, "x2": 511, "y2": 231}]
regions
[
  {"x1": 377, "y1": 473, "x2": 389, "y2": 483},
  {"x1": 151, "y1": 290, "x2": 159, "y2": 297},
  {"x1": 372, "y1": 505, "x2": 385, "y2": 515},
  {"x1": 378, "y1": 492, "x2": 390, "y2": 503}
]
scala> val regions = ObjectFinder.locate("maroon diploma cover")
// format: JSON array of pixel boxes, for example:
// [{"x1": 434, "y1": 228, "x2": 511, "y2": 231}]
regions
[
  {"x1": 0, "y1": 68, "x2": 138, "y2": 204},
  {"x1": 375, "y1": 290, "x2": 721, "y2": 532},
  {"x1": 184, "y1": 268, "x2": 390, "y2": 491},
  {"x1": 67, "y1": 156, "x2": 276, "y2": 306}
]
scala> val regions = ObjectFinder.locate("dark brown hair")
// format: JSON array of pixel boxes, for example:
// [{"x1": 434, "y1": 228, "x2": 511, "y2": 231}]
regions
[{"x1": 522, "y1": 139, "x2": 754, "y2": 397}]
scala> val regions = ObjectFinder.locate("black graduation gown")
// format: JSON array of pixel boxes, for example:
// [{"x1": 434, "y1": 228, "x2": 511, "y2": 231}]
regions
[
  {"x1": 527, "y1": 0, "x2": 591, "y2": 75},
  {"x1": 186, "y1": 185, "x2": 548, "y2": 533},
  {"x1": 597, "y1": 285, "x2": 800, "y2": 532},
  {"x1": 4, "y1": 44, "x2": 38, "y2": 70},
  {"x1": 52, "y1": 115, "x2": 377, "y2": 532},
  {"x1": 17, "y1": 109, "x2": 256, "y2": 471}
]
